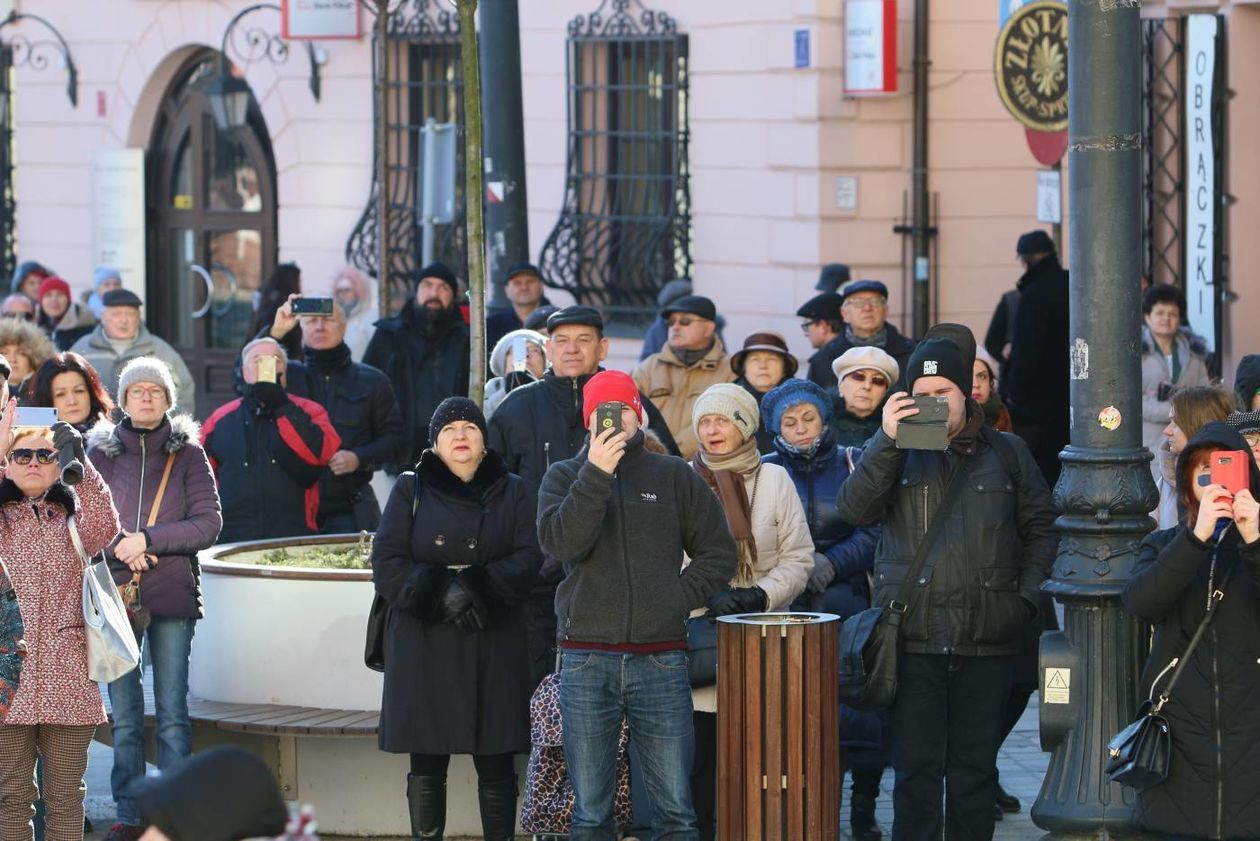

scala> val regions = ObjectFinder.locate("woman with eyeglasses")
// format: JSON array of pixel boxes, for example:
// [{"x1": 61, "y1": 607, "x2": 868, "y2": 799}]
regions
[
  {"x1": 27, "y1": 353, "x2": 115, "y2": 434},
  {"x1": 0, "y1": 403, "x2": 121, "y2": 841},
  {"x1": 829, "y1": 346, "x2": 900, "y2": 447},
  {"x1": 85, "y1": 357, "x2": 222, "y2": 841}
]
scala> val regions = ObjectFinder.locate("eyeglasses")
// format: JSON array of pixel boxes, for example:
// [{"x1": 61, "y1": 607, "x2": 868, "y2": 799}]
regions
[
  {"x1": 10, "y1": 448, "x2": 56, "y2": 465},
  {"x1": 126, "y1": 386, "x2": 166, "y2": 401},
  {"x1": 843, "y1": 297, "x2": 887, "y2": 311},
  {"x1": 845, "y1": 371, "x2": 889, "y2": 388},
  {"x1": 800, "y1": 320, "x2": 822, "y2": 333}
]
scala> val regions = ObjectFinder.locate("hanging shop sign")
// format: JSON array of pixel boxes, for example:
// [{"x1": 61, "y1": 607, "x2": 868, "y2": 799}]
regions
[
  {"x1": 844, "y1": 0, "x2": 897, "y2": 97},
  {"x1": 281, "y1": 0, "x2": 360, "y2": 40},
  {"x1": 1185, "y1": 14, "x2": 1218, "y2": 353},
  {"x1": 994, "y1": 1, "x2": 1067, "y2": 132}
]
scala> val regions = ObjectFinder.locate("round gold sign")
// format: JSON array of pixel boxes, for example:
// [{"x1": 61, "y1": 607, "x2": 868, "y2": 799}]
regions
[{"x1": 995, "y1": 1, "x2": 1068, "y2": 132}]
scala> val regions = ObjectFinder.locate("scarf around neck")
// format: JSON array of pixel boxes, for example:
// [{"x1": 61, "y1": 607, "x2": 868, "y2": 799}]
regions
[
  {"x1": 844, "y1": 324, "x2": 888, "y2": 349},
  {"x1": 692, "y1": 436, "x2": 762, "y2": 585}
]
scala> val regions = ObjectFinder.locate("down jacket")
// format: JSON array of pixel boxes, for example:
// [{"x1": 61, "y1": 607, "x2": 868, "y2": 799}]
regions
[
  {"x1": 837, "y1": 413, "x2": 1057, "y2": 656},
  {"x1": 1, "y1": 462, "x2": 120, "y2": 725},
  {"x1": 1122, "y1": 423, "x2": 1260, "y2": 840},
  {"x1": 632, "y1": 340, "x2": 735, "y2": 460},
  {"x1": 88, "y1": 413, "x2": 223, "y2": 619}
]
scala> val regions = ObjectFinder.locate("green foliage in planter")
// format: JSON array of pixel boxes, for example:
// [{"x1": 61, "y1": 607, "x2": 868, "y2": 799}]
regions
[{"x1": 257, "y1": 544, "x2": 371, "y2": 570}]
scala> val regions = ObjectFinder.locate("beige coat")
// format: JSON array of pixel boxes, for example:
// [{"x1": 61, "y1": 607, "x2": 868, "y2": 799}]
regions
[
  {"x1": 689, "y1": 461, "x2": 814, "y2": 712},
  {"x1": 632, "y1": 340, "x2": 735, "y2": 460}
]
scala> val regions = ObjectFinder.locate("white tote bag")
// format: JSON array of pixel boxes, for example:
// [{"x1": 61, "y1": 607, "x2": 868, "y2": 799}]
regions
[{"x1": 70, "y1": 518, "x2": 140, "y2": 683}]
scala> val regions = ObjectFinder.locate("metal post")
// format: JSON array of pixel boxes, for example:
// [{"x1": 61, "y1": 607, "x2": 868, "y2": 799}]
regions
[
  {"x1": 910, "y1": 0, "x2": 931, "y2": 338},
  {"x1": 1031, "y1": 1, "x2": 1156, "y2": 836},
  {"x1": 375, "y1": 0, "x2": 390, "y2": 314},
  {"x1": 421, "y1": 117, "x2": 437, "y2": 267},
  {"x1": 478, "y1": 0, "x2": 529, "y2": 309}
]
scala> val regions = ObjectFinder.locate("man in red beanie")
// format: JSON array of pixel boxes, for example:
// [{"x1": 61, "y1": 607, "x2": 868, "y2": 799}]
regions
[{"x1": 538, "y1": 369, "x2": 738, "y2": 840}]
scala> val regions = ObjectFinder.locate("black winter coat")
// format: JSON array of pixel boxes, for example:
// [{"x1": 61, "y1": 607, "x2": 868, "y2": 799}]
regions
[
  {"x1": 829, "y1": 399, "x2": 882, "y2": 448},
  {"x1": 806, "y1": 324, "x2": 916, "y2": 391},
  {"x1": 837, "y1": 416, "x2": 1057, "y2": 656},
  {"x1": 1005, "y1": 254, "x2": 1069, "y2": 429},
  {"x1": 372, "y1": 450, "x2": 542, "y2": 755},
  {"x1": 285, "y1": 344, "x2": 404, "y2": 529},
  {"x1": 363, "y1": 301, "x2": 469, "y2": 472}
]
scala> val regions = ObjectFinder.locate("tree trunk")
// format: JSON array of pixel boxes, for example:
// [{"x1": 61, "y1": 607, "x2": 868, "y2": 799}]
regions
[{"x1": 456, "y1": 0, "x2": 486, "y2": 406}]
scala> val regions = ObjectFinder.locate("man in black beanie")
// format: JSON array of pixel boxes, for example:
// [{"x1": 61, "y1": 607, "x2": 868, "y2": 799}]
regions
[
  {"x1": 838, "y1": 333, "x2": 1056, "y2": 841},
  {"x1": 364, "y1": 262, "x2": 470, "y2": 472}
]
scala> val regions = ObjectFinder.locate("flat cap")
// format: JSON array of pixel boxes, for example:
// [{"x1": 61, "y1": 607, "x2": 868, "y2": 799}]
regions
[
  {"x1": 546, "y1": 305, "x2": 604, "y2": 333},
  {"x1": 102, "y1": 289, "x2": 143, "y2": 308},
  {"x1": 504, "y1": 262, "x2": 543, "y2": 282},
  {"x1": 1016, "y1": 229, "x2": 1055, "y2": 255},
  {"x1": 795, "y1": 292, "x2": 844, "y2": 321},
  {"x1": 840, "y1": 279, "x2": 889, "y2": 301},
  {"x1": 661, "y1": 294, "x2": 716, "y2": 322}
]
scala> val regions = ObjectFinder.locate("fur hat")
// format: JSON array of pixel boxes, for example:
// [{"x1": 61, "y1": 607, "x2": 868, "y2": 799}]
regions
[
  {"x1": 489, "y1": 329, "x2": 548, "y2": 378},
  {"x1": 118, "y1": 356, "x2": 178, "y2": 411},
  {"x1": 428, "y1": 396, "x2": 487, "y2": 446},
  {"x1": 692, "y1": 382, "x2": 760, "y2": 443},
  {"x1": 0, "y1": 317, "x2": 54, "y2": 372}
]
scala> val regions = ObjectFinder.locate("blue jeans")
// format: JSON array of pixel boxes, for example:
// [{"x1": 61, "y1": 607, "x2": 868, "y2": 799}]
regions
[
  {"x1": 559, "y1": 650, "x2": 697, "y2": 841},
  {"x1": 106, "y1": 617, "x2": 196, "y2": 826}
]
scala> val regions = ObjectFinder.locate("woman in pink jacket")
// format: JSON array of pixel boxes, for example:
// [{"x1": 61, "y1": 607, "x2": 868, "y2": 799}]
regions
[{"x1": 0, "y1": 398, "x2": 121, "y2": 840}]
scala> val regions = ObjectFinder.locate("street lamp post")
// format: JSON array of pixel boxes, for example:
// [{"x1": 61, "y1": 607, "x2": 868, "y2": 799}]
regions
[{"x1": 1032, "y1": 1, "x2": 1156, "y2": 835}]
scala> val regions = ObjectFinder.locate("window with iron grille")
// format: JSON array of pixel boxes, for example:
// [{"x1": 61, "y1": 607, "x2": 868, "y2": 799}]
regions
[
  {"x1": 1142, "y1": 17, "x2": 1183, "y2": 290},
  {"x1": 0, "y1": 47, "x2": 14, "y2": 282},
  {"x1": 346, "y1": 0, "x2": 467, "y2": 318},
  {"x1": 540, "y1": 0, "x2": 690, "y2": 332}
]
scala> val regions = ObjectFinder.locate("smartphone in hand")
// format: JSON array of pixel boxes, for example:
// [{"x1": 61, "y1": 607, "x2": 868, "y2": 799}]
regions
[
  {"x1": 595, "y1": 402, "x2": 623, "y2": 436},
  {"x1": 1210, "y1": 450, "x2": 1250, "y2": 497},
  {"x1": 291, "y1": 297, "x2": 334, "y2": 316},
  {"x1": 896, "y1": 396, "x2": 949, "y2": 450}
]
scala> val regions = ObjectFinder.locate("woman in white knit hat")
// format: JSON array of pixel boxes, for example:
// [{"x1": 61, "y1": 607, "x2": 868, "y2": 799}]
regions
[
  {"x1": 830, "y1": 346, "x2": 900, "y2": 447},
  {"x1": 484, "y1": 328, "x2": 548, "y2": 418},
  {"x1": 686, "y1": 382, "x2": 813, "y2": 841}
]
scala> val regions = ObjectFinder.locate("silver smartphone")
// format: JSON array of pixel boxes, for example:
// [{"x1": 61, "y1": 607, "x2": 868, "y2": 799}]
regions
[
  {"x1": 511, "y1": 337, "x2": 529, "y2": 373},
  {"x1": 13, "y1": 407, "x2": 57, "y2": 428}
]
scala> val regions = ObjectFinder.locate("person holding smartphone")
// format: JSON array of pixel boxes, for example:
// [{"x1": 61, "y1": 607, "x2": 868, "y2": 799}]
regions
[{"x1": 1123, "y1": 422, "x2": 1260, "y2": 840}]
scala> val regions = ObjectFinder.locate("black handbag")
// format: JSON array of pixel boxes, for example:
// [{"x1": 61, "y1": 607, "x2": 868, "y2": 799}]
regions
[
  {"x1": 1106, "y1": 556, "x2": 1230, "y2": 791},
  {"x1": 686, "y1": 616, "x2": 718, "y2": 687},
  {"x1": 365, "y1": 472, "x2": 422, "y2": 672},
  {"x1": 839, "y1": 459, "x2": 967, "y2": 711}
]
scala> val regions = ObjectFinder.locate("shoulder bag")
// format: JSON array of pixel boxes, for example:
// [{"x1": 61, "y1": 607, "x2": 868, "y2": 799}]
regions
[
  {"x1": 120, "y1": 452, "x2": 177, "y2": 634},
  {"x1": 1106, "y1": 545, "x2": 1232, "y2": 790},
  {"x1": 72, "y1": 517, "x2": 141, "y2": 683},
  {"x1": 364, "y1": 471, "x2": 422, "y2": 672},
  {"x1": 839, "y1": 457, "x2": 968, "y2": 710}
]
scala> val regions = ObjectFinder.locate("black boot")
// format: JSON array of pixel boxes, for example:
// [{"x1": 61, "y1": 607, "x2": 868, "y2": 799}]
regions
[
  {"x1": 850, "y1": 792, "x2": 883, "y2": 841},
  {"x1": 478, "y1": 774, "x2": 519, "y2": 841},
  {"x1": 406, "y1": 774, "x2": 446, "y2": 841}
]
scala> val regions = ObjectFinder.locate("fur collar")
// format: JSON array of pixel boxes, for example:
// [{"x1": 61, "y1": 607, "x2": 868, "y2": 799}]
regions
[
  {"x1": 1141, "y1": 326, "x2": 1208, "y2": 358},
  {"x1": 0, "y1": 478, "x2": 77, "y2": 515},
  {"x1": 87, "y1": 413, "x2": 201, "y2": 458},
  {"x1": 416, "y1": 448, "x2": 510, "y2": 502}
]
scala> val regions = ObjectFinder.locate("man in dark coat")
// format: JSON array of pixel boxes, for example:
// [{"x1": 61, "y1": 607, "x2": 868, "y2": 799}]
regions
[
  {"x1": 838, "y1": 336, "x2": 1057, "y2": 841},
  {"x1": 202, "y1": 338, "x2": 341, "y2": 543},
  {"x1": 363, "y1": 262, "x2": 469, "y2": 472},
  {"x1": 485, "y1": 263, "x2": 552, "y2": 352},
  {"x1": 268, "y1": 296, "x2": 405, "y2": 534},
  {"x1": 804, "y1": 280, "x2": 916, "y2": 390},
  {"x1": 1003, "y1": 229, "x2": 1070, "y2": 487},
  {"x1": 538, "y1": 371, "x2": 737, "y2": 840},
  {"x1": 487, "y1": 304, "x2": 678, "y2": 684}
]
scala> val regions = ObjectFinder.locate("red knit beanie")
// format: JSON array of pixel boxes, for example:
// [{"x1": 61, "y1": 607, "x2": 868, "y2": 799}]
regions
[
  {"x1": 37, "y1": 276, "x2": 71, "y2": 301},
  {"x1": 581, "y1": 370, "x2": 646, "y2": 429}
]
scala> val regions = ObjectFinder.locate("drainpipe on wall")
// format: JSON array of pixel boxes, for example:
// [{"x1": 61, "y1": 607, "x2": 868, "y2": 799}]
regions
[{"x1": 910, "y1": 0, "x2": 933, "y2": 337}]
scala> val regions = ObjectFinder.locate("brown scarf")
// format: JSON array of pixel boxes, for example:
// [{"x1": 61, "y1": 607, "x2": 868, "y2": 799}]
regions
[{"x1": 692, "y1": 437, "x2": 762, "y2": 585}]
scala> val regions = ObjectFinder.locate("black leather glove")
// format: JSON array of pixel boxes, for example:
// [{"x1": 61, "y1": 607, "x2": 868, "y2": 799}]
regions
[
  {"x1": 437, "y1": 577, "x2": 473, "y2": 624},
  {"x1": 249, "y1": 381, "x2": 288, "y2": 412},
  {"x1": 706, "y1": 586, "x2": 768, "y2": 618},
  {"x1": 452, "y1": 598, "x2": 488, "y2": 635},
  {"x1": 51, "y1": 421, "x2": 85, "y2": 464}
]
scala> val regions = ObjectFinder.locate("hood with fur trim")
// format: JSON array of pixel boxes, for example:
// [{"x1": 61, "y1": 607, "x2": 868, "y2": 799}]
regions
[{"x1": 86, "y1": 413, "x2": 201, "y2": 458}]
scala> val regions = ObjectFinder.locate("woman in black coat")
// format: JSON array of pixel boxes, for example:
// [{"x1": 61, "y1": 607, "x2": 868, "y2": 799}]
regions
[
  {"x1": 371, "y1": 397, "x2": 542, "y2": 841},
  {"x1": 1123, "y1": 421, "x2": 1260, "y2": 841}
]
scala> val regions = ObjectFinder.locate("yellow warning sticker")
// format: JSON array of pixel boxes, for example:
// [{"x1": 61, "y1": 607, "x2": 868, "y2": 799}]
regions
[{"x1": 1044, "y1": 667, "x2": 1070, "y2": 705}]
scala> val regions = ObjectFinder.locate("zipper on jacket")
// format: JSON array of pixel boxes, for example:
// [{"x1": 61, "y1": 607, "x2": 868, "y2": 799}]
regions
[
  {"x1": 1212, "y1": 624, "x2": 1223, "y2": 839},
  {"x1": 135, "y1": 433, "x2": 148, "y2": 532},
  {"x1": 544, "y1": 442, "x2": 551, "y2": 469},
  {"x1": 921, "y1": 483, "x2": 929, "y2": 535},
  {"x1": 616, "y1": 470, "x2": 635, "y2": 642}
]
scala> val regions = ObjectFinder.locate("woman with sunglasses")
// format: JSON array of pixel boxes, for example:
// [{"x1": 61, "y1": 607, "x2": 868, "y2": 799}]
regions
[
  {"x1": 0, "y1": 403, "x2": 121, "y2": 840},
  {"x1": 829, "y1": 346, "x2": 900, "y2": 447},
  {"x1": 83, "y1": 357, "x2": 222, "y2": 841}
]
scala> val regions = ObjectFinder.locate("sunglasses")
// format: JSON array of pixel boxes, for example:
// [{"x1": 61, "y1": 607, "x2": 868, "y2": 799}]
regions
[
  {"x1": 10, "y1": 448, "x2": 56, "y2": 465},
  {"x1": 667, "y1": 317, "x2": 697, "y2": 328},
  {"x1": 845, "y1": 371, "x2": 889, "y2": 388}
]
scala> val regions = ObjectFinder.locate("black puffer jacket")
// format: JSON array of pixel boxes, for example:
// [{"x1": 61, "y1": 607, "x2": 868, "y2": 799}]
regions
[
  {"x1": 363, "y1": 300, "x2": 469, "y2": 472},
  {"x1": 1122, "y1": 423, "x2": 1260, "y2": 840},
  {"x1": 837, "y1": 412, "x2": 1057, "y2": 656}
]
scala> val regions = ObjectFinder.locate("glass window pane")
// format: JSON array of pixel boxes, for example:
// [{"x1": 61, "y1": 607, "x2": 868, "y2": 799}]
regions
[
  {"x1": 207, "y1": 229, "x2": 263, "y2": 349},
  {"x1": 207, "y1": 117, "x2": 261, "y2": 212},
  {"x1": 172, "y1": 134, "x2": 193, "y2": 210},
  {"x1": 168, "y1": 229, "x2": 197, "y2": 346}
]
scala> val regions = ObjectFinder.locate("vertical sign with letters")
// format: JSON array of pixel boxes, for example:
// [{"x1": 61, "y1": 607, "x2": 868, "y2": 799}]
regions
[{"x1": 1185, "y1": 14, "x2": 1217, "y2": 352}]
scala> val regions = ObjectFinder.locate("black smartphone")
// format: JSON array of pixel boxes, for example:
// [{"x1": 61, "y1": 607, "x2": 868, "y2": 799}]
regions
[
  {"x1": 594, "y1": 402, "x2": 623, "y2": 436},
  {"x1": 896, "y1": 396, "x2": 950, "y2": 450},
  {"x1": 292, "y1": 297, "x2": 334, "y2": 316}
]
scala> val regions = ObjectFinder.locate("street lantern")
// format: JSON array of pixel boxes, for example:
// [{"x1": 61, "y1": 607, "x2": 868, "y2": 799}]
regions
[{"x1": 206, "y1": 70, "x2": 252, "y2": 132}]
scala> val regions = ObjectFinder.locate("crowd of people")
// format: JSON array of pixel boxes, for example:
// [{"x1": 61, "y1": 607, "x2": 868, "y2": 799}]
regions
[{"x1": 0, "y1": 238, "x2": 1256, "y2": 841}]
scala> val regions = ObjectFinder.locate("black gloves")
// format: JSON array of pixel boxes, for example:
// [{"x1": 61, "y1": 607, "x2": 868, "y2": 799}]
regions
[
  {"x1": 249, "y1": 381, "x2": 288, "y2": 412},
  {"x1": 437, "y1": 576, "x2": 488, "y2": 634},
  {"x1": 51, "y1": 421, "x2": 85, "y2": 464},
  {"x1": 706, "y1": 586, "x2": 768, "y2": 618}
]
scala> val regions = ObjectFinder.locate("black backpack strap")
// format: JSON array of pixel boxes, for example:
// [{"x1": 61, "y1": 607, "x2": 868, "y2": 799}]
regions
[{"x1": 981, "y1": 425, "x2": 1022, "y2": 486}]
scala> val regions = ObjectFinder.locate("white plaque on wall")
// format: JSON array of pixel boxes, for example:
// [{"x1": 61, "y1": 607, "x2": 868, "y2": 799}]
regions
[
  {"x1": 92, "y1": 149, "x2": 147, "y2": 304},
  {"x1": 1184, "y1": 14, "x2": 1217, "y2": 353},
  {"x1": 282, "y1": 0, "x2": 361, "y2": 40}
]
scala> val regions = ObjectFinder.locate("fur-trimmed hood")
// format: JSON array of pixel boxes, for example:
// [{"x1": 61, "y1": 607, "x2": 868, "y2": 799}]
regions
[
  {"x1": 0, "y1": 477, "x2": 77, "y2": 515},
  {"x1": 86, "y1": 413, "x2": 201, "y2": 458}
]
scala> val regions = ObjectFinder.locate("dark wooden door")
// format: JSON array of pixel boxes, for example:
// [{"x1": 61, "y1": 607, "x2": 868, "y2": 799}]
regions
[{"x1": 149, "y1": 56, "x2": 276, "y2": 416}]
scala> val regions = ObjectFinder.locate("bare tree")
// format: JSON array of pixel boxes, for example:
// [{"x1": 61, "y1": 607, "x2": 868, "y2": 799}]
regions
[{"x1": 455, "y1": 0, "x2": 486, "y2": 405}]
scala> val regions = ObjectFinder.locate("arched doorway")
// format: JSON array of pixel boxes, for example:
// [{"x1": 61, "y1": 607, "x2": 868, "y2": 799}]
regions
[{"x1": 148, "y1": 53, "x2": 277, "y2": 414}]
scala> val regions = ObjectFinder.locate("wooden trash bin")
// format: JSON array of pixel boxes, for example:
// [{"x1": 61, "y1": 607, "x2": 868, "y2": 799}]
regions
[{"x1": 716, "y1": 612, "x2": 841, "y2": 841}]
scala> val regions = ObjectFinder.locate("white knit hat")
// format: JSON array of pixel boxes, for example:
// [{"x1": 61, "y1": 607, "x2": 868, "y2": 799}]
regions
[
  {"x1": 118, "y1": 356, "x2": 177, "y2": 411},
  {"x1": 489, "y1": 329, "x2": 548, "y2": 378},
  {"x1": 692, "y1": 383, "x2": 760, "y2": 442}
]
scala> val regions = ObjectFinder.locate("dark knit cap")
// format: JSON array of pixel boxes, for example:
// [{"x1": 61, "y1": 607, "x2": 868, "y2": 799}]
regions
[
  {"x1": 905, "y1": 337, "x2": 970, "y2": 395},
  {"x1": 1016, "y1": 229, "x2": 1055, "y2": 256},
  {"x1": 419, "y1": 262, "x2": 459, "y2": 293},
  {"x1": 137, "y1": 747, "x2": 288, "y2": 841},
  {"x1": 429, "y1": 396, "x2": 488, "y2": 445},
  {"x1": 923, "y1": 323, "x2": 976, "y2": 373}
]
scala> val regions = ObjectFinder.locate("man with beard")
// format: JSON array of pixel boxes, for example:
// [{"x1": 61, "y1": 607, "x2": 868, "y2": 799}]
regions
[
  {"x1": 488, "y1": 305, "x2": 678, "y2": 684},
  {"x1": 363, "y1": 263, "x2": 470, "y2": 473}
]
